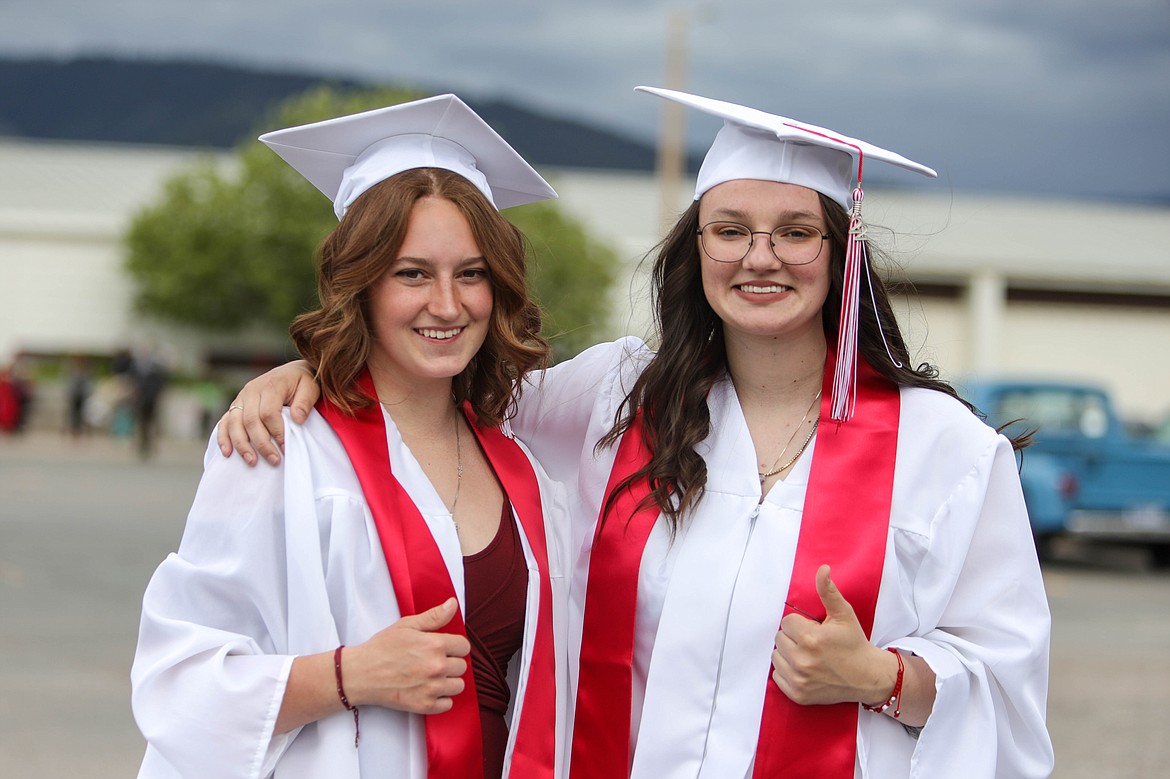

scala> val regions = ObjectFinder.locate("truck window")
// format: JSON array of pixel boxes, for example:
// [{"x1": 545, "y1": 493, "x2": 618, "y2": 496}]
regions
[{"x1": 996, "y1": 390, "x2": 1109, "y2": 439}]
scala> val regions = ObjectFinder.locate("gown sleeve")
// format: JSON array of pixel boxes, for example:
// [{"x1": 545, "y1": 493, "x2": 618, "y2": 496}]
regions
[
  {"x1": 510, "y1": 336, "x2": 648, "y2": 486},
  {"x1": 888, "y1": 434, "x2": 1054, "y2": 779},
  {"x1": 131, "y1": 427, "x2": 313, "y2": 779}
]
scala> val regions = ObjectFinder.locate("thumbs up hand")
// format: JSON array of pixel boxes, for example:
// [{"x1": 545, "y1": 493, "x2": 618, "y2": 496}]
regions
[
  {"x1": 770, "y1": 565, "x2": 897, "y2": 707},
  {"x1": 345, "y1": 597, "x2": 473, "y2": 715}
]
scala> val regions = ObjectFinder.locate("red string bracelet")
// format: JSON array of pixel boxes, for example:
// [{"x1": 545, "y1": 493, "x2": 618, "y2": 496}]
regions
[
  {"x1": 861, "y1": 647, "x2": 904, "y2": 719},
  {"x1": 334, "y1": 645, "x2": 360, "y2": 746}
]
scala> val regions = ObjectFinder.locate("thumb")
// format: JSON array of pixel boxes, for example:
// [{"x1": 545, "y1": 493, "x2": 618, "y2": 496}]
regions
[
  {"x1": 290, "y1": 402, "x2": 311, "y2": 424},
  {"x1": 816, "y1": 564, "x2": 857, "y2": 623},
  {"x1": 289, "y1": 375, "x2": 320, "y2": 424},
  {"x1": 399, "y1": 597, "x2": 459, "y2": 632}
]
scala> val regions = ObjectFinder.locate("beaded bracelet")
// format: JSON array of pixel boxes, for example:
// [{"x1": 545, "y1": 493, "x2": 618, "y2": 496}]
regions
[
  {"x1": 861, "y1": 647, "x2": 904, "y2": 719},
  {"x1": 334, "y1": 645, "x2": 360, "y2": 746}
]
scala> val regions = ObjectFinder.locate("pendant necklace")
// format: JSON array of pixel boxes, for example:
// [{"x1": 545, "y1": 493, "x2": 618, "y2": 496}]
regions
[
  {"x1": 758, "y1": 389, "x2": 822, "y2": 485},
  {"x1": 451, "y1": 411, "x2": 463, "y2": 522},
  {"x1": 378, "y1": 397, "x2": 463, "y2": 524}
]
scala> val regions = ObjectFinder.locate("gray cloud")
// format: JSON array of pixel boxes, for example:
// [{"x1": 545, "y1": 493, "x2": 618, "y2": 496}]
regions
[{"x1": 1, "y1": 0, "x2": 1166, "y2": 199}]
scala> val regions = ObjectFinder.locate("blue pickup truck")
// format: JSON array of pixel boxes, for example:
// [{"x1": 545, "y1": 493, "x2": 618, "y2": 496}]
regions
[{"x1": 959, "y1": 378, "x2": 1170, "y2": 566}]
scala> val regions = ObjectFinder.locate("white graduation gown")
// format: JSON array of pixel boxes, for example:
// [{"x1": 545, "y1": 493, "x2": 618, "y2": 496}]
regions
[
  {"x1": 513, "y1": 337, "x2": 1054, "y2": 779},
  {"x1": 131, "y1": 408, "x2": 570, "y2": 779}
]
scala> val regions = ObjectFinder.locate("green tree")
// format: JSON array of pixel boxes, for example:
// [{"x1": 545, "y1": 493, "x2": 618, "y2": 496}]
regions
[
  {"x1": 125, "y1": 85, "x2": 618, "y2": 361},
  {"x1": 509, "y1": 201, "x2": 616, "y2": 360}
]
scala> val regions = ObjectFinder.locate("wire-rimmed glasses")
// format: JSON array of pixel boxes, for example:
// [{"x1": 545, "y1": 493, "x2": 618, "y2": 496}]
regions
[{"x1": 696, "y1": 222, "x2": 829, "y2": 265}]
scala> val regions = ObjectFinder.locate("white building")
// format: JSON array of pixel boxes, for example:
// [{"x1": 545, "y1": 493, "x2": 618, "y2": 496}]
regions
[
  {"x1": 547, "y1": 169, "x2": 1170, "y2": 424},
  {"x1": 3, "y1": 138, "x2": 1169, "y2": 430}
]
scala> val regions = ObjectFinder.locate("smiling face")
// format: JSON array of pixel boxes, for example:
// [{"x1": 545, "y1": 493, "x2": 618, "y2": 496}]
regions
[
  {"x1": 697, "y1": 179, "x2": 832, "y2": 347},
  {"x1": 366, "y1": 195, "x2": 493, "y2": 396}
]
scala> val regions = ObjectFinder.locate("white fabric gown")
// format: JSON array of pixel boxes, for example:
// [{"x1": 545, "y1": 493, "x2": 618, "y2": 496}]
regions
[
  {"x1": 131, "y1": 408, "x2": 570, "y2": 779},
  {"x1": 512, "y1": 337, "x2": 1054, "y2": 779}
]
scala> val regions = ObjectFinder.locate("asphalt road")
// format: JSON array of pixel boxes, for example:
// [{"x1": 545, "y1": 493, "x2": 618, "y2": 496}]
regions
[{"x1": 1, "y1": 431, "x2": 1167, "y2": 778}]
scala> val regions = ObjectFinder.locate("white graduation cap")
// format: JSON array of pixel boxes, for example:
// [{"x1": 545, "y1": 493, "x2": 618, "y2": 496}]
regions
[
  {"x1": 634, "y1": 85, "x2": 936, "y2": 210},
  {"x1": 259, "y1": 94, "x2": 557, "y2": 219},
  {"x1": 636, "y1": 85, "x2": 940, "y2": 423}
]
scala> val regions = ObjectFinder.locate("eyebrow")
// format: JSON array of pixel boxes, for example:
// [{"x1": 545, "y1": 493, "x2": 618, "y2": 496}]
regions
[
  {"x1": 706, "y1": 207, "x2": 824, "y2": 224},
  {"x1": 390, "y1": 255, "x2": 487, "y2": 269}
]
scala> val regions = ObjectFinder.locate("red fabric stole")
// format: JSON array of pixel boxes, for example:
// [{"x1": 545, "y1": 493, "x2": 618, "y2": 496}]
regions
[
  {"x1": 317, "y1": 371, "x2": 556, "y2": 779},
  {"x1": 464, "y1": 407, "x2": 558, "y2": 779},
  {"x1": 751, "y1": 359, "x2": 899, "y2": 777},
  {"x1": 569, "y1": 358, "x2": 899, "y2": 779},
  {"x1": 569, "y1": 415, "x2": 660, "y2": 778}
]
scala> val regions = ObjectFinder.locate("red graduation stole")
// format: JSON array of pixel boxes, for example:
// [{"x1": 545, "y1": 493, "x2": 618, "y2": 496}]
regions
[
  {"x1": 569, "y1": 357, "x2": 899, "y2": 779},
  {"x1": 568, "y1": 413, "x2": 659, "y2": 778},
  {"x1": 318, "y1": 371, "x2": 557, "y2": 779}
]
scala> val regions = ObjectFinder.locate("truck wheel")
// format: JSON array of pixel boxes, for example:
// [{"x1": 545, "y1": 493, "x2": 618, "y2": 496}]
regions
[
  {"x1": 1033, "y1": 533, "x2": 1057, "y2": 563},
  {"x1": 1150, "y1": 544, "x2": 1170, "y2": 570}
]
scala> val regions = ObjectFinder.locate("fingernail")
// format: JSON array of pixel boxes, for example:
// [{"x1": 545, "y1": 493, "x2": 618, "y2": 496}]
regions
[
  {"x1": 267, "y1": 454, "x2": 280, "y2": 466},
  {"x1": 243, "y1": 453, "x2": 255, "y2": 465}
]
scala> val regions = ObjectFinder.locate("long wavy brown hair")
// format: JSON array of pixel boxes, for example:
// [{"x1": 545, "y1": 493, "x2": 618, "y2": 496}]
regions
[
  {"x1": 290, "y1": 168, "x2": 548, "y2": 427},
  {"x1": 600, "y1": 193, "x2": 1005, "y2": 527}
]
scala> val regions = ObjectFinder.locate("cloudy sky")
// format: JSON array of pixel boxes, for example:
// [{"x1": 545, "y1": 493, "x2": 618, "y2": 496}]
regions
[{"x1": 3, "y1": 0, "x2": 1168, "y2": 201}]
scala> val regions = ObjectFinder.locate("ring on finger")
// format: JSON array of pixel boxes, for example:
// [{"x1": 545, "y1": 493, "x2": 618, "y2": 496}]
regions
[{"x1": 228, "y1": 404, "x2": 244, "y2": 413}]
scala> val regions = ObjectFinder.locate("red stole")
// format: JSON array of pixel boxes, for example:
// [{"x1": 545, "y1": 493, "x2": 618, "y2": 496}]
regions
[
  {"x1": 569, "y1": 358, "x2": 899, "y2": 779},
  {"x1": 751, "y1": 358, "x2": 900, "y2": 776},
  {"x1": 318, "y1": 371, "x2": 557, "y2": 779},
  {"x1": 568, "y1": 414, "x2": 660, "y2": 778}
]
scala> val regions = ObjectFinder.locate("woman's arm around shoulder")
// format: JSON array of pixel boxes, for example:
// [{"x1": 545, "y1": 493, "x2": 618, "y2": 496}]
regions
[
  {"x1": 509, "y1": 336, "x2": 651, "y2": 481},
  {"x1": 217, "y1": 359, "x2": 319, "y2": 467}
]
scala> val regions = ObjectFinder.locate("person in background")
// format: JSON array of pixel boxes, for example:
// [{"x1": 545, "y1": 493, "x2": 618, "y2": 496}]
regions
[
  {"x1": 194, "y1": 373, "x2": 227, "y2": 436},
  {"x1": 0, "y1": 363, "x2": 20, "y2": 433},
  {"x1": 12, "y1": 357, "x2": 35, "y2": 433},
  {"x1": 107, "y1": 346, "x2": 137, "y2": 438},
  {"x1": 131, "y1": 346, "x2": 170, "y2": 458},
  {"x1": 132, "y1": 95, "x2": 568, "y2": 779},
  {"x1": 65, "y1": 355, "x2": 93, "y2": 438},
  {"x1": 220, "y1": 86, "x2": 1053, "y2": 778}
]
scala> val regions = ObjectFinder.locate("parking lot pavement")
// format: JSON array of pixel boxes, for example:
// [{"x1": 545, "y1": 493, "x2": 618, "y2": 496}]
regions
[
  {"x1": 1042, "y1": 540, "x2": 1170, "y2": 779},
  {"x1": 1, "y1": 431, "x2": 1167, "y2": 777}
]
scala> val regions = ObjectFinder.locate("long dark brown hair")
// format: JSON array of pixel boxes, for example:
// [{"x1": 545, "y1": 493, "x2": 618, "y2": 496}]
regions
[
  {"x1": 290, "y1": 168, "x2": 548, "y2": 427},
  {"x1": 600, "y1": 193, "x2": 1004, "y2": 526}
]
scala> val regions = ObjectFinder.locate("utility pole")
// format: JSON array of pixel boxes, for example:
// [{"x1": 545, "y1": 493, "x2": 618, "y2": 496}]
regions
[{"x1": 657, "y1": 10, "x2": 688, "y2": 233}]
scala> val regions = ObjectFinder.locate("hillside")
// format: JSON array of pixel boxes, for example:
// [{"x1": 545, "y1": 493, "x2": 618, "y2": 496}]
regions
[{"x1": 0, "y1": 56, "x2": 664, "y2": 170}]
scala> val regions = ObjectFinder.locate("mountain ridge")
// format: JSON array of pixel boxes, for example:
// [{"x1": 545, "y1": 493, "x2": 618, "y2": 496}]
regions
[{"x1": 0, "y1": 55, "x2": 669, "y2": 171}]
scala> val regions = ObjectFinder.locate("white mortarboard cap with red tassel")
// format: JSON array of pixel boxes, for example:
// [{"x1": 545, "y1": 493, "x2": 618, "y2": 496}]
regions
[{"x1": 634, "y1": 85, "x2": 938, "y2": 422}]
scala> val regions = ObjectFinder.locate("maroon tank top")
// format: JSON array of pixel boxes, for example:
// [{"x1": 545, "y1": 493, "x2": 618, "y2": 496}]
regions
[{"x1": 463, "y1": 499, "x2": 528, "y2": 779}]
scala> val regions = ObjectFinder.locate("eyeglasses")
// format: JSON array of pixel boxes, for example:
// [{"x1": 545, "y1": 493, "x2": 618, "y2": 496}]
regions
[{"x1": 696, "y1": 222, "x2": 829, "y2": 265}]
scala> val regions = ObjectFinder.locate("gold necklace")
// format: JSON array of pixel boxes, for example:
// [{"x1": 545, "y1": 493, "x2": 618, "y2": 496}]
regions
[
  {"x1": 758, "y1": 390, "x2": 822, "y2": 484},
  {"x1": 452, "y1": 412, "x2": 463, "y2": 513},
  {"x1": 377, "y1": 398, "x2": 463, "y2": 518}
]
